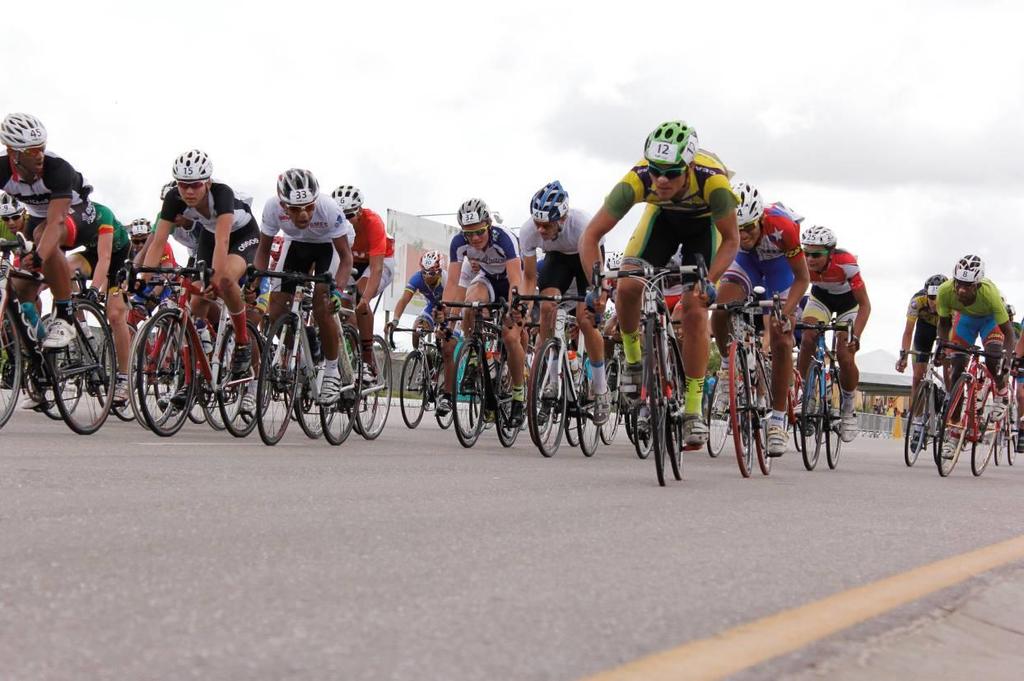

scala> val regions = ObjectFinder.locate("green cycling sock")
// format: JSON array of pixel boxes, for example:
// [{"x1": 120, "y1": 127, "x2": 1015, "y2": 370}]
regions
[{"x1": 622, "y1": 330, "x2": 642, "y2": 365}]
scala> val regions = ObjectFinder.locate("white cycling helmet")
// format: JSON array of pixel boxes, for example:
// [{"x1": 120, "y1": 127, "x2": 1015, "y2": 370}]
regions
[
  {"x1": 420, "y1": 249, "x2": 445, "y2": 274},
  {"x1": 0, "y1": 191, "x2": 26, "y2": 218},
  {"x1": 801, "y1": 225, "x2": 837, "y2": 249},
  {"x1": 172, "y1": 149, "x2": 213, "y2": 181},
  {"x1": 457, "y1": 198, "x2": 491, "y2": 227},
  {"x1": 732, "y1": 180, "x2": 764, "y2": 225},
  {"x1": 1, "y1": 113, "x2": 47, "y2": 150},
  {"x1": 331, "y1": 185, "x2": 363, "y2": 217},
  {"x1": 128, "y1": 218, "x2": 151, "y2": 239},
  {"x1": 953, "y1": 254, "x2": 984, "y2": 284},
  {"x1": 277, "y1": 168, "x2": 319, "y2": 206},
  {"x1": 606, "y1": 251, "x2": 623, "y2": 270}
]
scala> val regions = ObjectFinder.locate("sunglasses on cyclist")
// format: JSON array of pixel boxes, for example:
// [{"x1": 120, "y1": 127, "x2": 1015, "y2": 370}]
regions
[
  {"x1": 0, "y1": 214, "x2": 25, "y2": 222},
  {"x1": 739, "y1": 220, "x2": 760, "y2": 232},
  {"x1": 17, "y1": 145, "x2": 46, "y2": 157},
  {"x1": 647, "y1": 163, "x2": 687, "y2": 179},
  {"x1": 802, "y1": 249, "x2": 829, "y2": 258},
  {"x1": 176, "y1": 180, "x2": 206, "y2": 191},
  {"x1": 462, "y1": 226, "x2": 489, "y2": 238}
]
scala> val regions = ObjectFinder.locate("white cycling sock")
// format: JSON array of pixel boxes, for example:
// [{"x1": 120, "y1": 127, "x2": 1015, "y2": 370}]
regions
[
  {"x1": 324, "y1": 358, "x2": 339, "y2": 377},
  {"x1": 547, "y1": 355, "x2": 560, "y2": 385},
  {"x1": 770, "y1": 409, "x2": 786, "y2": 427},
  {"x1": 591, "y1": 361, "x2": 607, "y2": 395}
]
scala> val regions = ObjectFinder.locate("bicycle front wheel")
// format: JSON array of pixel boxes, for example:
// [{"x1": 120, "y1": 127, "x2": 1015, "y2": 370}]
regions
[
  {"x1": 645, "y1": 324, "x2": 670, "y2": 486},
  {"x1": 527, "y1": 338, "x2": 566, "y2": 457},
  {"x1": 355, "y1": 334, "x2": 392, "y2": 440},
  {"x1": 800, "y1": 364, "x2": 824, "y2": 471},
  {"x1": 728, "y1": 342, "x2": 754, "y2": 478},
  {"x1": 825, "y1": 370, "x2": 843, "y2": 470},
  {"x1": 257, "y1": 313, "x2": 300, "y2": 446},
  {"x1": 936, "y1": 373, "x2": 970, "y2": 477},
  {"x1": 217, "y1": 320, "x2": 262, "y2": 439},
  {"x1": 400, "y1": 349, "x2": 427, "y2": 429},
  {"x1": 453, "y1": 339, "x2": 485, "y2": 448},
  {"x1": 49, "y1": 300, "x2": 116, "y2": 435},
  {"x1": 495, "y1": 347, "x2": 521, "y2": 448},
  {"x1": 0, "y1": 307, "x2": 24, "y2": 430},
  {"x1": 904, "y1": 380, "x2": 933, "y2": 467},
  {"x1": 599, "y1": 356, "x2": 621, "y2": 446},
  {"x1": 321, "y1": 323, "x2": 360, "y2": 446}
]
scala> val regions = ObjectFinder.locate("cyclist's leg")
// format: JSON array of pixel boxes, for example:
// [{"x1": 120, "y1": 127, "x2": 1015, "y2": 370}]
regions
[
  {"x1": 910, "y1": 318, "x2": 935, "y2": 404},
  {"x1": 712, "y1": 253, "x2": 755, "y2": 359},
  {"x1": 797, "y1": 295, "x2": 830, "y2": 378},
  {"x1": 620, "y1": 205, "x2": 675, "y2": 366},
  {"x1": 676, "y1": 220, "x2": 717, "y2": 421},
  {"x1": 32, "y1": 214, "x2": 74, "y2": 318}
]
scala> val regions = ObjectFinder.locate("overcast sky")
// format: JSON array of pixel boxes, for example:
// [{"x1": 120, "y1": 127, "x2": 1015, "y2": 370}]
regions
[{"x1": 5, "y1": 0, "x2": 1023, "y2": 356}]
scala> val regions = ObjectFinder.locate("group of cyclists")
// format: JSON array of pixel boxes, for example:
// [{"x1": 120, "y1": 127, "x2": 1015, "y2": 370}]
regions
[{"x1": 1, "y1": 109, "x2": 1020, "y2": 475}]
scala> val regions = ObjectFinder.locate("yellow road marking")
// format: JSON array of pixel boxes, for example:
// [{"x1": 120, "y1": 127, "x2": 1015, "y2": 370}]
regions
[{"x1": 583, "y1": 533, "x2": 1024, "y2": 681}]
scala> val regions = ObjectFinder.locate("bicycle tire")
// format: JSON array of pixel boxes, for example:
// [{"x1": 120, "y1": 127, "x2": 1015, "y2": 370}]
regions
[
  {"x1": 904, "y1": 380, "x2": 932, "y2": 467},
  {"x1": 754, "y1": 352, "x2": 771, "y2": 477},
  {"x1": 257, "y1": 313, "x2": 300, "y2": 446},
  {"x1": 729, "y1": 342, "x2": 754, "y2": 478},
  {"x1": 599, "y1": 356, "x2": 621, "y2": 446},
  {"x1": 576, "y1": 354, "x2": 601, "y2": 458},
  {"x1": 49, "y1": 300, "x2": 116, "y2": 434},
  {"x1": 0, "y1": 307, "x2": 23, "y2": 430},
  {"x1": 400, "y1": 350, "x2": 427, "y2": 429},
  {"x1": 665, "y1": 335, "x2": 684, "y2": 481},
  {"x1": 495, "y1": 347, "x2": 520, "y2": 448},
  {"x1": 800, "y1": 364, "x2": 823, "y2": 471},
  {"x1": 972, "y1": 410, "x2": 998, "y2": 477},
  {"x1": 936, "y1": 373, "x2": 971, "y2": 477},
  {"x1": 218, "y1": 321, "x2": 262, "y2": 439},
  {"x1": 705, "y1": 376, "x2": 729, "y2": 458},
  {"x1": 646, "y1": 322, "x2": 669, "y2": 486},
  {"x1": 321, "y1": 323, "x2": 360, "y2": 446},
  {"x1": 527, "y1": 337, "x2": 566, "y2": 456},
  {"x1": 355, "y1": 334, "x2": 392, "y2": 440},
  {"x1": 825, "y1": 370, "x2": 843, "y2": 470},
  {"x1": 453, "y1": 339, "x2": 485, "y2": 448}
]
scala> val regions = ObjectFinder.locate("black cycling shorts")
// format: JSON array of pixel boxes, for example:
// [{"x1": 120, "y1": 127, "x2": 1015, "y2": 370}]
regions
[
  {"x1": 623, "y1": 207, "x2": 716, "y2": 284},
  {"x1": 537, "y1": 250, "x2": 589, "y2": 294},
  {"x1": 196, "y1": 223, "x2": 259, "y2": 268},
  {"x1": 912, "y1": 319, "x2": 937, "y2": 362},
  {"x1": 274, "y1": 240, "x2": 339, "y2": 294}
]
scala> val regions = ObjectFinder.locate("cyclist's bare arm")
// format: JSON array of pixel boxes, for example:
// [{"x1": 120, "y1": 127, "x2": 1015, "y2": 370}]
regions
[
  {"x1": 332, "y1": 235, "x2": 353, "y2": 290},
  {"x1": 579, "y1": 207, "x2": 618, "y2": 280},
  {"x1": 709, "y1": 211, "x2": 740, "y2": 283},
  {"x1": 505, "y1": 257, "x2": 523, "y2": 293},
  {"x1": 851, "y1": 285, "x2": 871, "y2": 341},
  {"x1": 253, "y1": 234, "x2": 274, "y2": 272},
  {"x1": 90, "y1": 231, "x2": 114, "y2": 291},
  {"x1": 783, "y1": 251, "x2": 810, "y2": 318},
  {"x1": 391, "y1": 288, "x2": 415, "y2": 320},
  {"x1": 142, "y1": 219, "x2": 173, "y2": 269}
]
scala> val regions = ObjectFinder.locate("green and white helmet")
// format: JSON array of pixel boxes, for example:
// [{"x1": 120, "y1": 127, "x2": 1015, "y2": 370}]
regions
[{"x1": 644, "y1": 120, "x2": 699, "y2": 167}]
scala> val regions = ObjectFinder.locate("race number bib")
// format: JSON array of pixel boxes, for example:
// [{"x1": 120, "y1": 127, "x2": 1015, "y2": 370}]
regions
[
  {"x1": 646, "y1": 140, "x2": 679, "y2": 163},
  {"x1": 288, "y1": 189, "x2": 313, "y2": 205},
  {"x1": 461, "y1": 210, "x2": 480, "y2": 224}
]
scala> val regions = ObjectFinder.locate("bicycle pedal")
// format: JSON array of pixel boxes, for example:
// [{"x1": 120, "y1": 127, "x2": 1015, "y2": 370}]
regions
[{"x1": 681, "y1": 443, "x2": 701, "y2": 451}]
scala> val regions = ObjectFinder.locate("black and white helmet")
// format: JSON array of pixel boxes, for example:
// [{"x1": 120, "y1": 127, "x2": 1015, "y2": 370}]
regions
[
  {"x1": 801, "y1": 225, "x2": 837, "y2": 249},
  {"x1": 953, "y1": 254, "x2": 984, "y2": 284},
  {"x1": 732, "y1": 180, "x2": 764, "y2": 225},
  {"x1": 172, "y1": 149, "x2": 213, "y2": 181},
  {"x1": 0, "y1": 191, "x2": 25, "y2": 218},
  {"x1": 128, "y1": 218, "x2": 151, "y2": 238},
  {"x1": 331, "y1": 185, "x2": 363, "y2": 217},
  {"x1": 1, "y1": 113, "x2": 47, "y2": 150},
  {"x1": 457, "y1": 198, "x2": 491, "y2": 227},
  {"x1": 277, "y1": 168, "x2": 319, "y2": 206},
  {"x1": 606, "y1": 251, "x2": 623, "y2": 270},
  {"x1": 160, "y1": 181, "x2": 177, "y2": 200},
  {"x1": 924, "y1": 274, "x2": 947, "y2": 296}
]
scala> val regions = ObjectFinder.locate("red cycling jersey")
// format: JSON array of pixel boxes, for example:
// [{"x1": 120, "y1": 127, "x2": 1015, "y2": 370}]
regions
[
  {"x1": 809, "y1": 249, "x2": 864, "y2": 296},
  {"x1": 160, "y1": 242, "x2": 177, "y2": 267},
  {"x1": 350, "y1": 207, "x2": 394, "y2": 262}
]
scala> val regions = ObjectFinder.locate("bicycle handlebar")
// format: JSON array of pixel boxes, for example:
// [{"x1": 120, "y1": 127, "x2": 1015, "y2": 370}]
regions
[
  {"x1": 246, "y1": 265, "x2": 334, "y2": 287},
  {"x1": 0, "y1": 233, "x2": 31, "y2": 254}
]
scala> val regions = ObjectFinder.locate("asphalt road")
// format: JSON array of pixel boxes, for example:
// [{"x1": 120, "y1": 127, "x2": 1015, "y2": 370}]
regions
[{"x1": 1, "y1": 412, "x2": 1022, "y2": 681}]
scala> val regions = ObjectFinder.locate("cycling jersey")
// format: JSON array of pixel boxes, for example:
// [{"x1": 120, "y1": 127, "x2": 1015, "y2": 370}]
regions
[
  {"x1": 152, "y1": 212, "x2": 199, "y2": 254},
  {"x1": 159, "y1": 183, "x2": 255, "y2": 234},
  {"x1": 449, "y1": 225, "x2": 519, "y2": 278},
  {"x1": 722, "y1": 202, "x2": 802, "y2": 297},
  {"x1": 260, "y1": 194, "x2": 354, "y2": 244},
  {"x1": 604, "y1": 151, "x2": 736, "y2": 220},
  {"x1": 936, "y1": 279, "x2": 1008, "y2": 323},
  {"x1": 405, "y1": 270, "x2": 447, "y2": 314},
  {"x1": 906, "y1": 290, "x2": 939, "y2": 327},
  {"x1": 808, "y1": 249, "x2": 864, "y2": 296},
  {"x1": 0, "y1": 151, "x2": 91, "y2": 218},
  {"x1": 160, "y1": 242, "x2": 177, "y2": 267},
  {"x1": 752, "y1": 203, "x2": 802, "y2": 261},
  {"x1": 349, "y1": 207, "x2": 394, "y2": 262},
  {"x1": 70, "y1": 202, "x2": 129, "y2": 252},
  {"x1": 518, "y1": 207, "x2": 595, "y2": 256}
]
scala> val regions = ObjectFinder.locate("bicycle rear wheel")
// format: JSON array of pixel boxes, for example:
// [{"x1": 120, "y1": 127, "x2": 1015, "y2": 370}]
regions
[
  {"x1": 527, "y1": 338, "x2": 566, "y2": 456},
  {"x1": 664, "y1": 336, "x2": 684, "y2": 481},
  {"x1": 753, "y1": 353, "x2": 772, "y2": 477},
  {"x1": 599, "y1": 356, "x2": 621, "y2": 445},
  {"x1": 453, "y1": 340, "x2": 485, "y2": 448},
  {"x1": 321, "y1": 323, "x2": 360, "y2": 446},
  {"x1": 576, "y1": 355, "x2": 601, "y2": 458},
  {"x1": 646, "y1": 324, "x2": 670, "y2": 486},
  {"x1": 217, "y1": 321, "x2": 262, "y2": 439},
  {"x1": 400, "y1": 349, "x2": 427, "y2": 429},
  {"x1": 355, "y1": 334, "x2": 392, "y2": 440},
  {"x1": 0, "y1": 308, "x2": 23, "y2": 430},
  {"x1": 257, "y1": 313, "x2": 300, "y2": 446},
  {"x1": 49, "y1": 300, "x2": 116, "y2": 434},
  {"x1": 427, "y1": 345, "x2": 453, "y2": 430},
  {"x1": 705, "y1": 376, "x2": 729, "y2": 458}
]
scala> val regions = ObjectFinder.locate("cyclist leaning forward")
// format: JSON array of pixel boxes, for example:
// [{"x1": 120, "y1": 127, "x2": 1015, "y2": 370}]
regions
[
  {"x1": 438, "y1": 198, "x2": 526, "y2": 425},
  {"x1": 143, "y1": 149, "x2": 260, "y2": 376},
  {"x1": 711, "y1": 181, "x2": 810, "y2": 456},
  {"x1": 795, "y1": 225, "x2": 871, "y2": 443},
  {"x1": 331, "y1": 185, "x2": 395, "y2": 381},
  {"x1": 520, "y1": 180, "x2": 611, "y2": 424},
  {"x1": 579, "y1": 120, "x2": 740, "y2": 446},
  {"x1": 253, "y1": 169, "x2": 355, "y2": 403},
  {"x1": 936, "y1": 254, "x2": 1013, "y2": 459},
  {"x1": 896, "y1": 273, "x2": 948, "y2": 443},
  {"x1": 386, "y1": 249, "x2": 447, "y2": 351}
]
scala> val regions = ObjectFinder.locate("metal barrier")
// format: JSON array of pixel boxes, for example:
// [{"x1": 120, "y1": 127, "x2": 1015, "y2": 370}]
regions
[{"x1": 857, "y1": 412, "x2": 898, "y2": 438}]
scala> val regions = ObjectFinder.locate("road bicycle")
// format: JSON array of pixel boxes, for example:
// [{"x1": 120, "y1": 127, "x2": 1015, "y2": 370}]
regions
[
  {"x1": 795, "y1": 320, "x2": 848, "y2": 471},
  {"x1": 390, "y1": 324, "x2": 451, "y2": 430},
  {"x1": 903, "y1": 350, "x2": 946, "y2": 467}
]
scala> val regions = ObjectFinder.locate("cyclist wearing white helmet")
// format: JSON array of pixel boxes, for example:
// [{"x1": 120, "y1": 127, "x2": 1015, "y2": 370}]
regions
[
  {"x1": 387, "y1": 250, "x2": 448, "y2": 350},
  {"x1": 578, "y1": 120, "x2": 740, "y2": 447},
  {"x1": 711, "y1": 181, "x2": 810, "y2": 457},
  {"x1": 0, "y1": 112, "x2": 101, "y2": 349},
  {"x1": 331, "y1": 184, "x2": 395, "y2": 382},
  {"x1": 796, "y1": 225, "x2": 871, "y2": 443},
  {"x1": 898, "y1": 274, "x2": 948, "y2": 448},
  {"x1": 0, "y1": 191, "x2": 25, "y2": 242},
  {"x1": 438, "y1": 197, "x2": 525, "y2": 424},
  {"x1": 254, "y1": 169, "x2": 355, "y2": 404},
  {"x1": 519, "y1": 180, "x2": 611, "y2": 424},
  {"x1": 936, "y1": 255, "x2": 1014, "y2": 459},
  {"x1": 143, "y1": 149, "x2": 260, "y2": 376}
]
